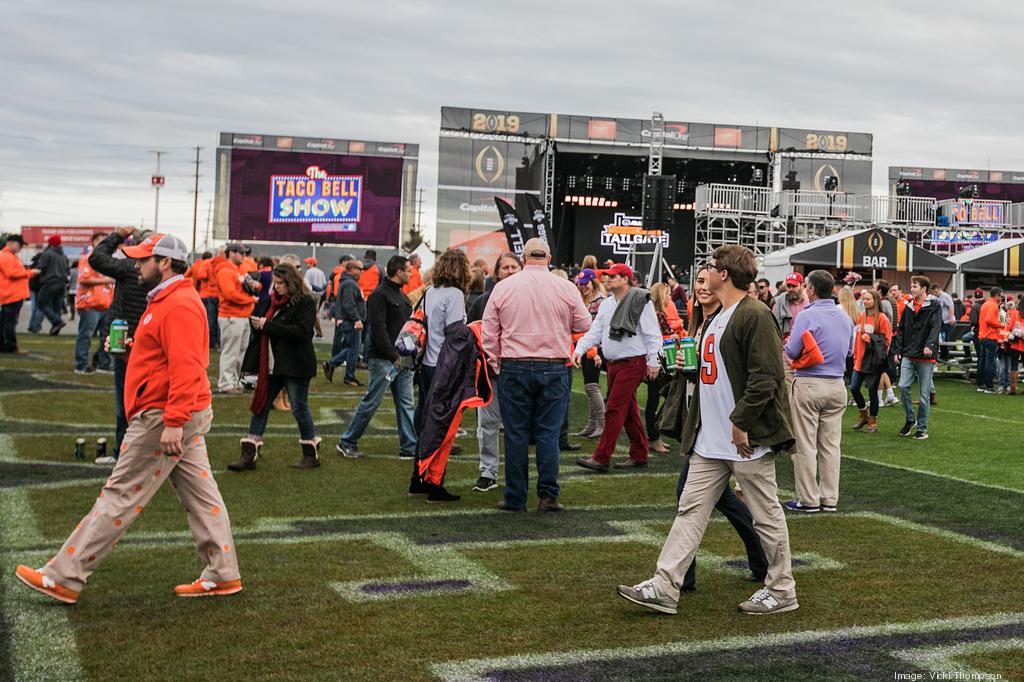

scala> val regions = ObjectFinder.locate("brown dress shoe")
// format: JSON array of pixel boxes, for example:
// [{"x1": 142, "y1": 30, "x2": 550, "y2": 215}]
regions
[
  {"x1": 613, "y1": 459, "x2": 648, "y2": 469},
  {"x1": 537, "y1": 496, "x2": 564, "y2": 512},
  {"x1": 575, "y1": 457, "x2": 609, "y2": 472}
]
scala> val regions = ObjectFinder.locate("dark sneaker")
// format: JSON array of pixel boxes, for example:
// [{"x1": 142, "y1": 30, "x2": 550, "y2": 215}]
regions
[
  {"x1": 49, "y1": 321, "x2": 66, "y2": 336},
  {"x1": 537, "y1": 496, "x2": 564, "y2": 512},
  {"x1": 559, "y1": 441, "x2": 582, "y2": 452},
  {"x1": 784, "y1": 499, "x2": 820, "y2": 513},
  {"x1": 616, "y1": 579, "x2": 678, "y2": 615},
  {"x1": 321, "y1": 361, "x2": 334, "y2": 382},
  {"x1": 898, "y1": 421, "x2": 915, "y2": 437},
  {"x1": 496, "y1": 500, "x2": 526, "y2": 512},
  {"x1": 913, "y1": 431, "x2": 929, "y2": 440},
  {"x1": 408, "y1": 477, "x2": 429, "y2": 495},
  {"x1": 335, "y1": 443, "x2": 363, "y2": 459},
  {"x1": 74, "y1": 368, "x2": 95, "y2": 375},
  {"x1": 738, "y1": 588, "x2": 799, "y2": 615},
  {"x1": 472, "y1": 476, "x2": 497, "y2": 492},
  {"x1": 398, "y1": 452, "x2": 415, "y2": 461},
  {"x1": 426, "y1": 484, "x2": 461, "y2": 503}
]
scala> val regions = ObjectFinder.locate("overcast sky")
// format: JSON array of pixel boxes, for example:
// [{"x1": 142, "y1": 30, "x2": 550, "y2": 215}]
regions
[{"x1": 3, "y1": 0, "x2": 1023, "y2": 248}]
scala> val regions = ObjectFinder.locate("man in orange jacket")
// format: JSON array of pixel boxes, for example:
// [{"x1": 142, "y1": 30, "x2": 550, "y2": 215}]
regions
[
  {"x1": 402, "y1": 253, "x2": 423, "y2": 295},
  {"x1": 15, "y1": 234, "x2": 241, "y2": 604},
  {"x1": 216, "y1": 244, "x2": 257, "y2": 394},
  {"x1": 0, "y1": 233, "x2": 39, "y2": 354},
  {"x1": 976, "y1": 287, "x2": 1003, "y2": 393},
  {"x1": 73, "y1": 232, "x2": 116, "y2": 373}
]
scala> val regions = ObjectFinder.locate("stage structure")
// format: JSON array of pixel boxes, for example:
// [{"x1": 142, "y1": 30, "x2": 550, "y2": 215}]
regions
[
  {"x1": 213, "y1": 133, "x2": 418, "y2": 249},
  {"x1": 437, "y1": 107, "x2": 873, "y2": 276}
]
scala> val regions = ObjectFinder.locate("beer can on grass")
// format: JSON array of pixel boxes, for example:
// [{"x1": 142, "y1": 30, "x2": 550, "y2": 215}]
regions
[
  {"x1": 108, "y1": 319, "x2": 128, "y2": 355},
  {"x1": 662, "y1": 338, "x2": 678, "y2": 372},
  {"x1": 679, "y1": 337, "x2": 699, "y2": 372},
  {"x1": 95, "y1": 438, "x2": 107, "y2": 458},
  {"x1": 74, "y1": 438, "x2": 85, "y2": 460}
]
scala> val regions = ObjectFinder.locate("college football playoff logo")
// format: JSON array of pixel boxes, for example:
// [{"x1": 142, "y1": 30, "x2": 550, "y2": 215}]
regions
[{"x1": 475, "y1": 146, "x2": 505, "y2": 184}]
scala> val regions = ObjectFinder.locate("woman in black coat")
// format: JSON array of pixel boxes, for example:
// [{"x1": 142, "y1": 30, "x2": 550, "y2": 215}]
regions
[{"x1": 228, "y1": 264, "x2": 320, "y2": 471}]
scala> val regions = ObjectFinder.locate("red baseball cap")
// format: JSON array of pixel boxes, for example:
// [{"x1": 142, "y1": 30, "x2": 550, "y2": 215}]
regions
[
  {"x1": 785, "y1": 272, "x2": 804, "y2": 286},
  {"x1": 304, "y1": 257, "x2": 317, "y2": 266},
  {"x1": 605, "y1": 263, "x2": 635, "y2": 280}
]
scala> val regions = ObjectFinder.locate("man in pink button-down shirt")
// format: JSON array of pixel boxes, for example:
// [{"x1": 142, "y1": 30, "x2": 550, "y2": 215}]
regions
[{"x1": 482, "y1": 238, "x2": 591, "y2": 512}]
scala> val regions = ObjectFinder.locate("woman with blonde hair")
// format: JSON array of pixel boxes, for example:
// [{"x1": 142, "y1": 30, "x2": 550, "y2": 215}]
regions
[
  {"x1": 573, "y1": 268, "x2": 606, "y2": 439},
  {"x1": 850, "y1": 288, "x2": 892, "y2": 432}
]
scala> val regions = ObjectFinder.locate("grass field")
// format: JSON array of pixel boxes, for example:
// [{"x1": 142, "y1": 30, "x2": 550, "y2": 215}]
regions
[{"x1": 2, "y1": 335, "x2": 1023, "y2": 681}]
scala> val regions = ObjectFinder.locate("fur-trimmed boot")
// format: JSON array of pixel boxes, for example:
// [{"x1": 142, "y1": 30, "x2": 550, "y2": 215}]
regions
[
  {"x1": 585, "y1": 384, "x2": 605, "y2": 439},
  {"x1": 227, "y1": 438, "x2": 261, "y2": 471},
  {"x1": 852, "y1": 408, "x2": 869, "y2": 430},
  {"x1": 292, "y1": 437, "x2": 321, "y2": 469}
]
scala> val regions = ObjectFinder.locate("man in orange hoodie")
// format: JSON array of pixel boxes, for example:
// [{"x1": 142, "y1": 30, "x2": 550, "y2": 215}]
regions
[
  {"x1": 216, "y1": 244, "x2": 257, "y2": 394},
  {"x1": 0, "y1": 233, "x2": 39, "y2": 353},
  {"x1": 195, "y1": 248, "x2": 223, "y2": 350},
  {"x1": 15, "y1": 234, "x2": 241, "y2": 604},
  {"x1": 976, "y1": 287, "x2": 1003, "y2": 393}
]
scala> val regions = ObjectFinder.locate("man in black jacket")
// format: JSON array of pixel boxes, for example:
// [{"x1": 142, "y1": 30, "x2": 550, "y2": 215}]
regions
[
  {"x1": 323, "y1": 259, "x2": 365, "y2": 386},
  {"x1": 894, "y1": 275, "x2": 941, "y2": 440},
  {"x1": 29, "y1": 235, "x2": 69, "y2": 335},
  {"x1": 89, "y1": 226, "x2": 153, "y2": 461},
  {"x1": 336, "y1": 256, "x2": 414, "y2": 459}
]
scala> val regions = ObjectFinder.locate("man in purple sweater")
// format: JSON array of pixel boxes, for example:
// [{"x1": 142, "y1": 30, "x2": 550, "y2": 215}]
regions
[{"x1": 782, "y1": 270, "x2": 853, "y2": 513}]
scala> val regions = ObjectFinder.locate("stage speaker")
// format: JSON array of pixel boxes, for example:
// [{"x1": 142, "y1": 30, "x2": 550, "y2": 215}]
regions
[{"x1": 642, "y1": 174, "x2": 676, "y2": 231}]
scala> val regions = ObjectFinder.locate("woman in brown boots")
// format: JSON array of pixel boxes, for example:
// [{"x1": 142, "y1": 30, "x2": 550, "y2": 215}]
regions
[
  {"x1": 850, "y1": 288, "x2": 892, "y2": 433},
  {"x1": 228, "y1": 263, "x2": 321, "y2": 471}
]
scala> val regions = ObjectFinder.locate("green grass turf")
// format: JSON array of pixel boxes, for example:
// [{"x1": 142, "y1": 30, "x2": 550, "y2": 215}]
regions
[{"x1": 3, "y1": 336, "x2": 1024, "y2": 681}]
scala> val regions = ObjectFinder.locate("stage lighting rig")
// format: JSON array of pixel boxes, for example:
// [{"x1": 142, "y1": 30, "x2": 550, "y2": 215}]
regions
[
  {"x1": 958, "y1": 184, "x2": 979, "y2": 199},
  {"x1": 895, "y1": 180, "x2": 912, "y2": 197},
  {"x1": 823, "y1": 175, "x2": 839, "y2": 192},
  {"x1": 782, "y1": 170, "x2": 800, "y2": 192}
]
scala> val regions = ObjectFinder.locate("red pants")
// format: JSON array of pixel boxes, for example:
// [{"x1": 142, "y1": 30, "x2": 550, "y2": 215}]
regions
[{"x1": 592, "y1": 356, "x2": 649, "y2": 464}]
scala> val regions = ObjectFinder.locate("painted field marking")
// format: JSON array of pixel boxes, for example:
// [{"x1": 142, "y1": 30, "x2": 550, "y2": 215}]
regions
[
  {"x1": 430, "y1": 612, "x2": 1024, "y2": 681},
  {"x1": 893, "y1": 637, "x2": 1024, "y2": 678},
  {"x1": 930, "y1": 406, "x2": 1024, "y2": 426},
  {"x1": 844, "y1": 454, "x2": 1024, "y2": 496}
]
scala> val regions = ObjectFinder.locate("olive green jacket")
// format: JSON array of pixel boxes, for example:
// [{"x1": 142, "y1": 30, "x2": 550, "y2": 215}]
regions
[{"x1": 670, "y1": 296, "x2": 795, "y2": 455}]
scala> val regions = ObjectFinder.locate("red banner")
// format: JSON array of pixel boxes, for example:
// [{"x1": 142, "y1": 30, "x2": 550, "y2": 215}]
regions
[{"x1": 20, "y1": 226, "x2": 125, "y2": 247}]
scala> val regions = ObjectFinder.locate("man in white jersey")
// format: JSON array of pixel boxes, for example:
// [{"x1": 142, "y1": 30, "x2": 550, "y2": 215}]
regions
[{"x1": 616, "y1": 245, "x2": 799, "y2": 616}]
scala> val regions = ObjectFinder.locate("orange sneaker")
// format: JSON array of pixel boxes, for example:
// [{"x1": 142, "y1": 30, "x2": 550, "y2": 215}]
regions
[
  {"x1": 174, "y1": 578, "x2": 243, "y2": 598},
  {"x1": 14, "y1": 565, "x2": 80, "y2": 604}
]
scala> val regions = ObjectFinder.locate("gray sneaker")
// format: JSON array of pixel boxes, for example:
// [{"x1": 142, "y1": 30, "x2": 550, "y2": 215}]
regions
[
  {"x1": 738, "y1": 588, "x2": 799, "y2": 615},
  {"x1": 335, "y1": 443, "x2": 364, "y2": 459},
  {"x1": 616, "y1": 579, "x2": 677, "y2": 615}
]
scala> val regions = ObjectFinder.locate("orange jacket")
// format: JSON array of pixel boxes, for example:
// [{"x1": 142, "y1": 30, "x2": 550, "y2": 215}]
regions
[
  {"x1": 327, "y1": 265, "x2": 344, "y2": 299},
  {"x1": 358, "y1": 262, "x2": 382, "y2": 299},
  {"x1": 124, "y1": 278, "x2": 211, "y2": 427},
  {"x1": 0, "y1": 246, "x2": 35, "y2": 305},
  {"x1": 215, "y1": 259, "x2": 256, "y2": 317},
  {"x1": 240, "y1": 256, "x2": 257, "y2": 275},
  {"x1": 402, "y1": 265, "x2": 422, "y2": 295},
  {"x1": 978, "y1": 299, "x2": 1002, "y2": 341},
  {"x1": 1006, "y1": 309, "x2": 1024, "y2": 353},
  {"x1": 75, "y1": 251, "x2": 114, "y2": 311},
  {"x1": 199, "y1": 256, "x2": 223, "y2": 298},
  {"x1": 853, "y1": 311, "x2": 892, "y2": 372},
  {"x1": 664, "y1": 300, "x2": 684, "y2": 336}
]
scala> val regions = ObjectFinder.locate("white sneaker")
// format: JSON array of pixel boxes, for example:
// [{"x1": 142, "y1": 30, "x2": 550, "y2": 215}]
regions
[
  {"x1": 738, "y1": 588, "x2": 799, "y2": 615},
  {"x1": 616, "y1": 578, "x2": 678, "y2": 615},
  {"x1": 94, "y1": 456, "x2": 116, "y2": 465}
]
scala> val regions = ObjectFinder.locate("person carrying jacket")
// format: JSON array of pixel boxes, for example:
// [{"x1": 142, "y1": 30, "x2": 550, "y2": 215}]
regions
[
  {"x1": 617, "y1": 244, "x2": 798, "y2": 618},
  {"x1": 323, "y1": 259, "x2": 365, "y2": 386},
  {"x1": 216, "y1": 244, "x2": 257, "y2": 394},
  {"x1": 894, "y1": 275, "x2": 942, "y2": 439},
  {"x1": 15, "y1": 234, "x2": 241, "y2": 604},
  {"x1": 229, "y1": 263, "x2": 320, "y2": 471},
  {"x1": 0, "y1": 233, "x2": 39, "y2": 353},
  {"x1": 89, "y1": 227, "x2": 155, "y2": 461},
  {"x1": 73, "y1": 233, "x2": 116, "y2": 374},
  {"x1": 30, "y1": 235, "x2": 69, "y2": 335},
  {"x1": 336, "y1": 256, "x2": 416, "y2": 460}
]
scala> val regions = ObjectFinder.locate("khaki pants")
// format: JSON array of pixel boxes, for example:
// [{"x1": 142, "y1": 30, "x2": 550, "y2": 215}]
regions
[
  {"x1": 43, "y1": 407, "x2": 239, "y2": 592},
  {"x1": 218, "y1": 317, "x2": 251, "y2": 391},
  {"x1": 310, "y1": 291, "x2": 324, "y2": 337},
  {"x1": 790, "y1": 376, "x2": 847, "y2": 507},
  {"x1": 653, "y1": 453, "x2": 795, "y2": 601}
]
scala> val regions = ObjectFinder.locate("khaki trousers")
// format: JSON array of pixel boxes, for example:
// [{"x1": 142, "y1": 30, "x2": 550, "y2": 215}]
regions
[
  {"x1": 218, "y1": 317, "x2": 251, "y2": 391},
  {"x1": 790, "y1": 376, "x2": 847, "y2": 507},
  {"x1": 654, "y1": 453, "x2": 795, "y2": 601},
  {"x1": 44, "y1": 407, "x2": 239, "y2": 592}
]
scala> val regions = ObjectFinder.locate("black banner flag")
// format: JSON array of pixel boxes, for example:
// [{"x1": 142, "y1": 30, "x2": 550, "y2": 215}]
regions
[
  {"x1": 524, "y1": 194, "x2": 550, "y2": 244},
  {"x1": 494, "y1": 197, "x2": 529, "y2": 258}
]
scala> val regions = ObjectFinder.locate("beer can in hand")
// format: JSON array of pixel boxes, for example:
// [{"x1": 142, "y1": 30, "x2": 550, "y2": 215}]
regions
[
  {"x1": 679, "y1": 337, "x2": 699, "y2": 373},
  {"x1": 108, "y1": 320, "x2": 129, "y2": 355}
]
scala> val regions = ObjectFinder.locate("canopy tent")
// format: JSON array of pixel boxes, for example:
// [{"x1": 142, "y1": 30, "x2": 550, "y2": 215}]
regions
[
  {"x1": 763, "y1": 228, "x2": 956, "y2": 289},
  {"x1": 948, "y1": 238, "x2": 1024, "y2": 294}
]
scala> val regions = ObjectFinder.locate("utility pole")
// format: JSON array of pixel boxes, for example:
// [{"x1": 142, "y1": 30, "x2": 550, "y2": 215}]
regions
[
  {"x1": 204, "y1": 199, "x2": 213, "y2": 251},
  {"x1": 415, "y1": 188, "x2": 426, "y2": 232},
  {"x1": 148, "y1": 150, "x2": 167, "y2": 231},
  {"x1": 191, "y1": 146, "x2": 202, "y2": 256}
]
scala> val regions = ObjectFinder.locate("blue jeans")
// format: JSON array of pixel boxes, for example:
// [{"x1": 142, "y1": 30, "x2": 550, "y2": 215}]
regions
[
  {"x1": 247, "y1": 376, "x2": 316, "y2": 440},
  {"x1": 498, "y1": 360, "x2": 570, "y2": 506},
  {"x1": 340, "y1": 358, "x2": 416, "y2": 454},
  {"x1": 328, "y1": 323, "x2": 360, "y2": 381},
  {"x1": 202, "y1": 297, "x2": 220, "y2": 348},
  {"x1": 113, "y1": 354, "x2": 128, "y2": 456},
  {"x1": 939, "y1": 323, "x2": 955, "y2": 361},
  {"x1": 899, "y1": 358, "x2": 934, "y2": 433},
  {"x1": 33, "y1": 283, "x2": 64, "y2": 330},
  {"x1": 74, "y1": 309, "x2": 111, "y2": 371},
  {"x1": 977, "y1": 338, "x2": 997, "y2": 389}
]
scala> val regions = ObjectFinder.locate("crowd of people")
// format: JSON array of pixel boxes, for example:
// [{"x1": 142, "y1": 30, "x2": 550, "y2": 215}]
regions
[{"x1": 3, "y1": 226, "x2": 1023, "y2": 613}]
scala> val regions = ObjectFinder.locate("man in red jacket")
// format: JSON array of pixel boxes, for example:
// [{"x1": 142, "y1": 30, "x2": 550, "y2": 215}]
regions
[{"x1": 15, "y1": 234, "x2": 242, "y2": 604}]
